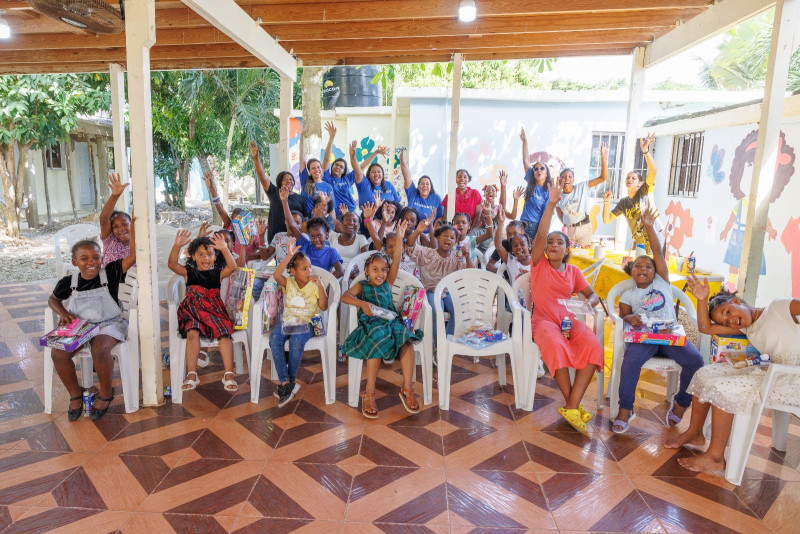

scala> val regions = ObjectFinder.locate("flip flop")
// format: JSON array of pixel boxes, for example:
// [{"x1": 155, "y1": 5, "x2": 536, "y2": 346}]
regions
[
  {"x1": 666, "y1": 401, "x2": 683, "y2": 428},
  {"x1": 612, "y1": 412, "x2": 636, "y2": 434},
  {"x1": 558, "y1": 407, "x2": 587, "y2": 433}
]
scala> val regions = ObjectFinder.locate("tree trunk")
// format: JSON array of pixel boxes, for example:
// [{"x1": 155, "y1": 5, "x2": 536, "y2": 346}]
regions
[
  {"x1": 0, "y1": 143, "x2": 20, "y2": 237},
  {"x1": 88, "y1": 142, "x2": 99, "y2": 211},
  {"x1": 176, "y1": 158, "x2": 191, "y2": 211},
  {"x1": 301, "y1": 66, "x2": 325, "y2": 162},
  {"x1": 64, "y1": 139, "x2": 79, "y2": 222},
  {"x1": 19, "y1": 144, "x2": 38, "y2": 229},
  {"x1": 198, "y1": 154, "x2": 222, "y2": 225},
  {"x1": 41, "y1": 149, "x2": 52, "y2": 225},
  {"x1": 223, "y1": 113, "x2": 236, "y2": 211}
]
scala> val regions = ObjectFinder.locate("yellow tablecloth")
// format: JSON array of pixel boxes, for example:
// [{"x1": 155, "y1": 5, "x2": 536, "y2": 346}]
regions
[{"x1": 568, "y1": 249, "x2": 724, "y2": 306}]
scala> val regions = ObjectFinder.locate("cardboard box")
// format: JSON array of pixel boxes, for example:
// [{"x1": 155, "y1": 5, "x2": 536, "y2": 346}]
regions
[
  {"x1": 623, "y1": 323, "x2": 687, "y2": 346},
  {"x1": 231, "y1": 210, "x2": 255, "y2": 247},
  {"x1": 710, "y1": 334, "x2": 761, "y2": 363},
  {"x1": 399, "y1": 285, "x2": 425, "y2": 330},
  {"x1": 40, "y1": 321, "x2": 99, "y2": 352}
]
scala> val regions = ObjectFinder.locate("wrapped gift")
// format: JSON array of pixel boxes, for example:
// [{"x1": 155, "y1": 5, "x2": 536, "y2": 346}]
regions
[
  {"x1": 262, "y1": 279, "x2": 283, "y2": 333},
  {"x1": 368, "y1": 304, "x2": 398, "y2": 320},
  {"x1": 710, "y1": 334, "x2": 761, "y2": 363},
  {"x1": 40, "y1": 321, "x2": 99, "y2": 352},
  {"x1": 231, "y1": 209, "x2": 255, "y2": 247},
  {"x1": 623, "y1": 323, "x2": 687, "y2": 346},
  {"x1": 399, "y1": 285, "x2": 425, "y2": 330},
  {"x1": 457, "y1": 330, "x2": 508, "y2": 349},
  {"x1": 225, "y1": 268, "x2": 255, "y2": 330}
]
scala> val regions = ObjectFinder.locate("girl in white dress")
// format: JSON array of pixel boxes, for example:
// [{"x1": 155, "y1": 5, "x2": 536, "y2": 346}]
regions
[{"x1": 664, "y1": 279, "x2": 800, "y2": 472}]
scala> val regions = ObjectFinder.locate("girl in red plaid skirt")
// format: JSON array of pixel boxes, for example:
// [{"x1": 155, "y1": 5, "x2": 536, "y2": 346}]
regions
[{"x1": 168, "y1": 230, "x2": 239, "y2": 392}]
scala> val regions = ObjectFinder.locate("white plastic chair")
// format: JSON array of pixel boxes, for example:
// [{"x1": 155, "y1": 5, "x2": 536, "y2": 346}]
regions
[
  {"x1": 606, "y1": 279, "x2": 710, "y2": 420},
  {"x1": 43, "y1": 300, "x2": 140, "y2": 415},
  {"x1": 581, "y1": 257, "x2": 605, "y2": 288},
  {"x1": 725, "y1": 362, "x2": 800, "y2": 485},
  {"x1": 345, "y1": 270, "x2": 434, "y2": 407},
  {"x1": 433, "y1": 269, "x2": 526, "y2": 410},
  {"x1": 339, "y1": 251, "x2": 378, "y2": 343},
  {"x1": 249, "y1": 267, "x2": 341, "y2": 404},
  {"x1": 166, "y1": 274, "x2": 249, "y2": 404},
  {"x1": 54, "y1": 224, "x2": 101, "y2": 278},
  {"x1": 509, "y1": 272, "x2": 605, "y2": 410},
  {"x1": 155, "y1": 225, "x2": 179, "y2": 301}
]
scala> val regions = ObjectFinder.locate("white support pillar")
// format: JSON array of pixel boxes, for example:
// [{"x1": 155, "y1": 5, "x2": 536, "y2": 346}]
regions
[
  {"x1": 617, "y1": 47, "x2": 646, "y2": 250},
  {"x1": 388, "y1": 83, "x2": 398, "y2": 192},
  {"x1": 109, "y1": 63, "x2": 130, "y2": 212},
  {"x1": 446, "y1": 53, "x2": 463, "y2": 222},
  {"x1": 279, "y1": 75, "x2": 293, "y2": 174},
  {"x1": 125, "y1": 0, "x2": 162, "y2": 407},
  {"x1": 739, "y1": 0, "x2": 800, "y2": 303}
]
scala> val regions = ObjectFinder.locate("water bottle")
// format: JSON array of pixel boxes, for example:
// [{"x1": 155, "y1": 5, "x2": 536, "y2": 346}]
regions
[
  {"x1": 561, "y1": 316, "x2": 571, "y2": 340},
  {"x1": 635, "y1": 243, "x2": 646, "y2": 258},
  {"x1": 82, "y1": 390, "x2": 94, "y2": 417}
]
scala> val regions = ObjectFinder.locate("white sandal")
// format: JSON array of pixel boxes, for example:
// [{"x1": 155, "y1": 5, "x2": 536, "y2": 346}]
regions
[
  {"x1": 182, "y1": 372, "x2": 200, "y2": 391},
  {"x1": 221, "y1": 372, "x2": 238, "y2": 392}
]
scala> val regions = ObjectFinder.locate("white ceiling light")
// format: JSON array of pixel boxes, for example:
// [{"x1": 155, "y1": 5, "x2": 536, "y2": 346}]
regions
[
  {"x1": 458, "y1": 0, "x2": 476, "y2": 23},
  {"x1": 0, "y1": 10, "x2": 11, "y2": 39}
]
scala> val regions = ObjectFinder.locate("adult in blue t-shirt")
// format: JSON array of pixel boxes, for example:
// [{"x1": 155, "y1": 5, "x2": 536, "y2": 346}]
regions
[
  {"x1": 519, "y1": 127, "x2": 553, "y2": 240},
  {"x1": 350, "y1": 140, "x2": 401, "y2": 207},
  {"x1": 399, "y1": 148, "x2": 442, "y2": 222},
  {"x1": 280, "y1": 186, "x2": 344, "y2": 278},
  {"x1": 298, "y1": 125, "x2": 335, "y2": 214}
]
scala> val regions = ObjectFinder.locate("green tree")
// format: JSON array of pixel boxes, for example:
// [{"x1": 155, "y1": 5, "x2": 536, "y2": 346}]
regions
[{"x1": 0, "y1": 74, "x2": 109, "y2": 237}]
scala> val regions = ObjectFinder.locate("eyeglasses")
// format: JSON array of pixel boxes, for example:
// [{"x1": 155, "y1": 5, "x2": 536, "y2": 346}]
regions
[{"x1": 533, "y1": 165, "x2": 547, "y2": 171}]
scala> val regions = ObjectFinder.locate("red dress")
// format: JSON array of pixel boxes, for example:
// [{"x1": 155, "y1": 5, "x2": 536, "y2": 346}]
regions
[{"x1": 530, "y1": 258, "x2": 603, "y2": 372}]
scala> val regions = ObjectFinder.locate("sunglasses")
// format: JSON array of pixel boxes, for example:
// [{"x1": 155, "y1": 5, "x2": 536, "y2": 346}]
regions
[{"x1": 533, "y1": 165, "x2": 547, "y2": 171}]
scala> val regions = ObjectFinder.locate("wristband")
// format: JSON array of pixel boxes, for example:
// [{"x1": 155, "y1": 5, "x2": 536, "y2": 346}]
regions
[
  {"x1": 212, "y1": 196, "x2": 221, "y2": 204},
  {"x1": 364, "y1": 217, "x2": 372, "y2": 222}
]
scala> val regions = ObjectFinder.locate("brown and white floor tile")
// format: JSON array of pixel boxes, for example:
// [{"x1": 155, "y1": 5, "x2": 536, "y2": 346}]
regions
[
  {"x1": 233, "y1": 516, "x2": 341, "y2": 533},
  {"x1": 270, "y1": 412, "x2": 364, "y2": 464},
  {"x1": 120, "y1": 511, "x2": 235, "y2": 534},
  {"x1": 3, "y1": 506, "x2": 133, "y2": 534},
  {"x1": 0, "y1": 504, "x2": 29, "y2": 531},
  {"x1": 521, "y1": 427, "x2": 622, "y2": 475},
  {"x1": 344, "y1": 522, "x2": 449, "y2": 533},
  {"x1": 444, "y1": 429, "x2": 529, "y2": 471},
  {"x1": 359, "y1": 423, "x2": 443, "y2": 469},
  {"x1": 0, "y1": 412, "x2": 58, "y2": 450},
  {"x1": 0, "y1": 449, "x2": 89, "y2": 507}
]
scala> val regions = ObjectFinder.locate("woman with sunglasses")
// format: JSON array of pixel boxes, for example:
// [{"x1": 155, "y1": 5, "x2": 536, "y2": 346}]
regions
[{"x1": 519, "y1": 127, "x2": 553, "y2": 241}]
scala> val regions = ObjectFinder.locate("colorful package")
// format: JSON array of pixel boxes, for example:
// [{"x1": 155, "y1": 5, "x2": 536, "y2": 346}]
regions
[
  {"x1": 231, "y1": 209, "x2": 255, "y2": 247},
  {"x1": 262, "y1": 279, "x2": 283, "y2": 333},
  {"x1": 311, "y1": 314, "x2": 325, "y2": 336},
  {"x1": 457, "y1": 330, "x2": 508, "y2": 349},
  {"x1": 710, "y1": 334, "x2": 761, "y2": 363},
  {"x1": 225, "y1": 268, "x2": 255, "y2": 330},
  {"x1": 399, "y1": 285, "x2": 425, "y2": 330},
  {"x1": 56, "y1": 317, "x2": 86, "y2": 336},
  {"x1": 623, "y1": 323, "x2": 687, "y2": 346},
  {"x1": 40, "y1": 321, "x2": 99, "y2": 352}
]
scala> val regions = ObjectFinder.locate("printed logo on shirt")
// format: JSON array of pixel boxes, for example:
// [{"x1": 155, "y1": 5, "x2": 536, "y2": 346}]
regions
[{"x1": 642, "y1": 289, "x2": 666, "y2": 312}]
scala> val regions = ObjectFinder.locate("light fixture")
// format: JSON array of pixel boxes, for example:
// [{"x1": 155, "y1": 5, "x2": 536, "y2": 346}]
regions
[
  {"x1": 458, "y1": 0, "x2": 476, "y2": 22},
  {"x1": 0, "y1": 10, "x2": 11, "y2": 39}
]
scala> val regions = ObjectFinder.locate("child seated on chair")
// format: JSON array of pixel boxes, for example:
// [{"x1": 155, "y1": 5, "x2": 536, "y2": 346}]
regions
[
  {"x1": 342, "y1": 220, "x2": 423, "y2": 419},
  {"x1": 203, "y1": 170, "x2": 262, "y2": 265},
  {"x1": 280, "y1": 186, "x2": 344, "y2": 278},
  {"x1": 493, "y1": 209, "x2": 531, "y2": 283},
  {"x1": 48, "y1": 226, "x2": 137, "y2": 421},
  {"x1": 530, "y1": 181, "x2": 603, "y2": 433},
  {"x1": 259, "y1": 211, "x2": 305, "y2": 265},
  {"x1": 613, "y1": 207, "x2": 703, "y2": 434},
  {"x1": 168, "y1": 230, "x2": 239, "y2": 394},
  {"x1": 486, "y1": 220, "x2": 527, "y2": 275},
  {"x1": 452, "y1": 212, "x2": 488, "y2": 264},
  {"x1": 664, "y1": 282, "x2": 800, "y2": 472},
  {"x1": 366, "y1": 203, "x2": 426, "y2": 276},
  {"x1": 99, "y1": 172, "x2": 132, "y2": 267},
  {"x1": 269, "y1": 241, "x2": 329, "y2": 407},
  {"x1": 405, "y1": 217, "x2": 472, "y2": 346}
]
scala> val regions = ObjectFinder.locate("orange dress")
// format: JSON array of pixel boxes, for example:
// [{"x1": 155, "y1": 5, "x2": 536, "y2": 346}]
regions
[{"x1": 530, "y1": 258, "x2": 603, "y2": 372}]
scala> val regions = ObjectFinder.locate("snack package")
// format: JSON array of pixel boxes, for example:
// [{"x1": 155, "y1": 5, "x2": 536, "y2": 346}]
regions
[
  {"x1": 710, "y1": 334, "x2": 761, "y2": 363},
  {"x1": 457, "y1": 329, "x2": 508, "y2": 349},
  {"x1": 262, "y1": 279, "x2": 283, "y2": 333},
  {"x1": 55, "y1": 317, "x2": 86, "y2": 336},
  {"x1": 231, "y1": 209, "x2": 255, "y2": 247},
  {"x1": 311, "y1": 314, "x2": 325, "y2": 336},
  {"x1": 369, "y1": 304, "x2": 398, "y2": 321},
  {"x1": 40, "y1": 321, "x2": 99, "y2": 352},
  {"x1": 399, "y1": 285, "x2": 425, "y2": 329},
  {"x1": 225, "y1": 268, "x2": 255, "y2": 330}
]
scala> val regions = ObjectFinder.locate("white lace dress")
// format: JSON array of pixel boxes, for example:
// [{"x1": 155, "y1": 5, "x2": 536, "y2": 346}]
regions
[{"x1": 686, "y1": 299, "x2": 800, "y2": 414}]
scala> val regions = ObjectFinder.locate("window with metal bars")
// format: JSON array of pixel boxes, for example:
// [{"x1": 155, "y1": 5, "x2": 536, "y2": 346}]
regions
[
  {"x1": 587, "y1": 133, "x2": 649, "y2": 201},
  {"x1": 668, "y1": 132, "x2": 704, "y2": 197},
  {"x1": 45, "y1": 144, "x2": 63, "y2": 169}
]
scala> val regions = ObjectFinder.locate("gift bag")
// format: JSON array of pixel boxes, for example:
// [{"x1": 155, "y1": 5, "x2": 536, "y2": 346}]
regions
[
  {"x1": 262, "y1": 279, "x2": 284, "y2": 333},
  {"x1": 225, "y1": 268, "x2": 255, "y2": 330},
  {"x1": 399, "y1": 285, "x2": 425, "y2": 330}
]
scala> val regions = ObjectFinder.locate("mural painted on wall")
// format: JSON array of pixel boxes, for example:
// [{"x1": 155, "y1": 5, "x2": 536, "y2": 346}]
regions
[
  {"x1": 707, "y1": 144, "x2": 726, "y2": 184},
  {"x1": 664, "y1": 200, "x2": 694, "y2": 257},
  {"x1": 781, "y1": 217, "x2": 800, "y2": 298},
  {"x1": 719, "y1": 129, "x2": 795, "y2": 290}
]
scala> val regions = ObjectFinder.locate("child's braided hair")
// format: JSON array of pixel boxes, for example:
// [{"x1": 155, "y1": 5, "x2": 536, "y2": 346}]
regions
[{"x1": 708, "y1": 287, "x2": 743, "y2": 316}]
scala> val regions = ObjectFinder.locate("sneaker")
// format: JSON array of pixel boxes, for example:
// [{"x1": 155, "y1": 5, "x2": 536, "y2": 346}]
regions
[
  {"x1": 273, "y1": 382, "x2": 287, "y2": 399},
  {"x1": 537, "y1": 360, "x2": 545, "y2": 378},
  {"x1": 278, "y1": 382, "x2": 299, "y2": 408}
]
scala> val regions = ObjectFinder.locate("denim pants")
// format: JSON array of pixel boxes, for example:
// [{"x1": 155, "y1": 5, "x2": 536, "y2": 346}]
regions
[
  {"x1": 618, "y1": 342, "x2": 704, "y2": 411},
  {"x1": 269, "y1": 321, "x2": 313, "y2": 383},
  {"x1": 252, "y1": 277, "x2": 266, "y2": 302},
  {"x1": 523, "y1": 222, "x2": 540, "y2": 242},
  {"x1": 426, "y1": 290, "x2": 454, "y2": 345}
]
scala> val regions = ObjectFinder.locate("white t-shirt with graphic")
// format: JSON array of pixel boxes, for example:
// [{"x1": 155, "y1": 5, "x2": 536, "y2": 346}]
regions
[
  {"x1": 506, "y1": 255, "x2": 531, "y2": 282},
  {"x1": 619, "y1": 274, "x2": 675, "y2": 322},
  {"x1": 557, "y1": 182, "x2": 589, "y2": 226}
]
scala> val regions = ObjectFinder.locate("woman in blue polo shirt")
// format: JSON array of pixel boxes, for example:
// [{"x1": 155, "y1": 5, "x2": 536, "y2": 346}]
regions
[
  {"x1": 320, "y1": 122, "x2": 387, "y2": 217},
  {"x1": 519, "y1": 127, "x2": 552, "y2": 240},
  {"x1": 350, "y1": 140, "x2": 401, "y2": 206},
  {"x1": 298, "y1": 127, "x2": 335, "y2": 215},
  {"x1": 399, "y1": 148, "x2": 441, "y2": 221}
]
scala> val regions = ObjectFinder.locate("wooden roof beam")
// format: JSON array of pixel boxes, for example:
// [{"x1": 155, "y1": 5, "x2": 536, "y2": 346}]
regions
[
  {"x1": 644, "y1": 0, "x2": 776, "y2": 67},
  {"x1": 179, "y1": 0, "x2": 296, "y2": 79}
]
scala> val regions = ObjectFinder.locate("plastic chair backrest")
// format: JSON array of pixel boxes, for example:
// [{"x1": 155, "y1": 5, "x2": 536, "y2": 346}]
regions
[
  {"x1": 434, "y1": 268, "x2": 513, "y2": 335},
  {"x1": 342, "y1": 250, "x2": 378, "y2": 287},
  {"x1": 581, "y1": 257, "x2": 605, "y2": 287},
  {"x1": 54, "y1": 223, "x2": 101, "y2": 277},
  {"x1": 606, "y1": 278, "x2": 699, "y2": 324},
  {"x1": 311, "y1": 266, "x2": 341, "y2": 327},
  {"x1": 511, "y1": 272, "x2": 532, "y2": 310}
]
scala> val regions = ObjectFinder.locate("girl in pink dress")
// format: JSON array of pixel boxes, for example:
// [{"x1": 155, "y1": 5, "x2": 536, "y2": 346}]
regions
[{"x1": 530, "y1": 181, "x2": 604, "y2": 433}]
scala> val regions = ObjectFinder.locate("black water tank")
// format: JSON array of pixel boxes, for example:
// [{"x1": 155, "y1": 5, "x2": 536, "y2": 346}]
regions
[{"x1": 323, "y1": 66, "x2": 382, "y2": 110}]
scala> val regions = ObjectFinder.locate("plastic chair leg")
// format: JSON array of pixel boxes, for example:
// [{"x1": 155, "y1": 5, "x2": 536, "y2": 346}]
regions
[
  {"x1": 348, "y1": 357, "x2": 363, "y2": 407},
  {"x1": 772, "y1": 410, "x2": 791, "y2": 451},
  {"x1": 116, "y1": 345, "x2": 138, "y2": 413},
  {"x1": 44, "y1": 348, "x2": 54, "y2": 414},
  {"x1": 170, "y1": 339, "x2": 186, "y2": 404},
  {"x1": 233, "y1": 343, "x2": 245, "y2": 375},
  {"x1": 438, "y1": 349, "x2": 453, "y2": 410},
  {"x1": 249, "y1": 332, "x2": 263, "y2": 403},
  {"x1": 725, "y1": 404, "x2": 763, "y2": 485},
  {"x1": 596, "y1": 370, "x2": 604, "y2": 412},
  {"x1": 496, "y1": 353, "x2": 507, "y2": 386},
  {"x1": 79, "y1": 352, "x2": 94, "y2": 389},
  {"x1": 666, "y1": 370, "x2": 679, "y2": 404}
]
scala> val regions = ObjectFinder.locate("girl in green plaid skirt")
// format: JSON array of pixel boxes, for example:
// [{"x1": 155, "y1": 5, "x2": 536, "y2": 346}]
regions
[{"x1": 342, "y1": 220, "x2": 423, "y2": 419}]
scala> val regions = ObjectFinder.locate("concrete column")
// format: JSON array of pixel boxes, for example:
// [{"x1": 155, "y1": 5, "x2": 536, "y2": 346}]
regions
[
  {"x1": 617, "y1": 47, "x2": 646, "y2": 250},
  {"x1": 279, "y1": 75, "x2": 293, "y2": 173},
  {"x1": 110, "y1": 63, "x2": 131, "y2": 212},
  {"x1": 446, "y1": 53, "x2": 463, "y2": 222}
]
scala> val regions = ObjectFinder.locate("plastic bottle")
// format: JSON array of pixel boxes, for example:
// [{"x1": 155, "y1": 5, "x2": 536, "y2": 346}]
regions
[
  {"x1": 82, "y1": 390, "x2": 94, "y2": 417},
  {"x1": 561, "y1": 316, "x2": 571, "y2": 340},
  {"x1": 635, "y1": 243, "x2": 646, "y2": 258}
]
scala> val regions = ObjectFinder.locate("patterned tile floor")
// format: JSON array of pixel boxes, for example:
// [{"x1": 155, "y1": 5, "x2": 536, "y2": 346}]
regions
[{"x1": 0, "y1": 279, "x2": 798, "y2": 533}]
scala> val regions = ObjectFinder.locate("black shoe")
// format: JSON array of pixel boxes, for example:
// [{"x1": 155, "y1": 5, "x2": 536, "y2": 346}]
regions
[
  {"x1": 273, "y1": 382, "x2": 286, "y2": 399},
  {"x1": 67, "y1": 390, "x2": 86, "y2": 422},
  {"x1": 278, "y1": 382, "x2": 298, "y2": 408},
  {"x1": 89, "y1": 394, "x2": 114, "y2": 421}
]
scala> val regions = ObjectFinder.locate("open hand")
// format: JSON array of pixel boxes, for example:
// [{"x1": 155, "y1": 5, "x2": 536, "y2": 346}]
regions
[
  {"x1": 415, "y1": 218, "x2": 430, "y2": 234},
  {"x1": 256, "y1": 217, "x2": 267, "y2": 238},
  {"x1": 175, "y1": 228, "x2": 192, "y2": 247},
  {"x1": 376, "y1": 146, "x2": 390, "y2": 158},
  {"x1": 324, "y1": 121, "x2": 336, "y2": 138},
  {"x1": 600, "y1": 141, "x2": 608, "y2": 159},
  {"x1": 512, "y1": 185, "x2": 524, "y2": 200},
  {"x1": 602, "y1": 190, "x2": 613, "y2": 202},
  {"x1": 686, "y1": 274, "x2": 711, "y2": 301},
  {"x1": 107, "y1": 172, "x2": 129, "y2": 196},
  {"x1": 279, "y1": 185, "x2": 290, "y2": 202},
  {"x1": 196, "y1": 221, "x2": 212, "y2": 238},
  {"x1": 349, "y1": 140, "x2": 357, "y2": 157},
  {"x1": 497, "y1": 207, "x2": 506, "y2": 224},
  {"x1": 396, "y1": 219, "x2": 409, "y2": 238},
  {"x1": 317, "y1": 191, "x2": 330, "y2": 205},
  {"x1": 209, "y1": 232, "x2": 228, "y2": 251},
  {"x1": 286, "y1": 237, "x2": 299, "y2": 257},
  {"x1": 640, "y1": 133, "x2": 655, "y2": 152},
  {"x1": 361, "y1": 201, "x2": 377, "y2": 219},
  {"x1": 249, "y1": 140, "x2": 259, "y2": 158},
  {"x1": 338, "y1": 204, "x2": 349, "y2": 216},
  {"x1": 547, "y1": 181, "x2": 562, "y2": 204},
  {"x1": 498, "y1": 169, "x2": 508, "y2": 187},
  {"x1": 519, "y1": 127, "x2": 527, "y2": 143},
  {"x1": 640, "y1": 206, "x2": 659, "y2": 228}
]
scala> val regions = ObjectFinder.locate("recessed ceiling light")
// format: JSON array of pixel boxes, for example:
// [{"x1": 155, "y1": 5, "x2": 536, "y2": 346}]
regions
[
  {"x1": 459, "y1": 0, "x2": 477, "y2": 23},
  {"x1": 0, "y1": 10, "x2": 11, "y2": 39}
]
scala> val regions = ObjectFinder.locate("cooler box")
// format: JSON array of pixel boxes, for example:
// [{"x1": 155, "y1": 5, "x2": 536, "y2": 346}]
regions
[
  {"x1": 623, "y1": 323, "x2": 687, "y2": 346},
  {"x1": 710, "y1": 334, "x2": 761, "y2": 363}
]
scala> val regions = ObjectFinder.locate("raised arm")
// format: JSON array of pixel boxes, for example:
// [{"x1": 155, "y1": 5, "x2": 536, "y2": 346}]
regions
[
  {"x1": 203, "y1": 170, "x2": 231, "y2": 227},
  {"x1": 271, "y1": 238, "x2": 297, "y2": 288},
  {"x1": 361, "y1": 146, "x2": 389, "y2": 172},
  {"x1": 167, "y1": 229, "x2": 192, "y2": 278},
  {"x1": 686, "y1": 275, "x2": 741, "y2": 336},
  {"x1": 641, "y1": 133, "x2": 656, "y2": 186},
  {"x1": 298, "y1": 127, "x2": 307, "y2": 174},
  {"x1": 399, "y1": 148, "x2": 413, "y2": 190},
  {"x1": 100, "y1": 173, "x2": 129, "y2": 239},
  {"x1": 121, "y1": 217, "x2": 137, "y2": 272},
  {"x1": 498, "y1": 170, "x2": 508, "y2": 211},
  {"x1": 641, "y1": 207, "x2": 669, "y2": 281},
  {"x1": 494, "y1": 210, "x2": 509, "y2": 263},
  {"x1": 361, "y1": 201, "x2": 383, "y2": 249},
  {"x1": 350, "y1": 141, "x2": 364, "y2": 184},
  {"x1": 601, "y1": 189, "x2": 616, "y2": 224},
  {"x1": 280, "y1": 186, "x2": 301, "y2": 239},
  {"x1": 406, "y1": 218, "x2": 429, "y2": 249},
  {"x1": 509, "y1": 186, "x2": 523, "y2": 219},
  {"x1": 250, "y1": 140, "x2": 275, "y2": 195},
  {"x1": 210, "y1": 233, "x2": 237, "y2": 280},
  {"x1": 531, "y1": 181, "x2": 562, "y2": 266},
  {"x1": 520, "y1": 127, "x2": 531, "y2": 172},
  {"x1": 387, "y1": 220, "x2": 408, "y2": 286},
  {"x1": 587, "y1": 141, "x2": 609, "y2": 188},
  {"x1": 321, "y1": 122, "x2": 336, "y2": 172}
]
